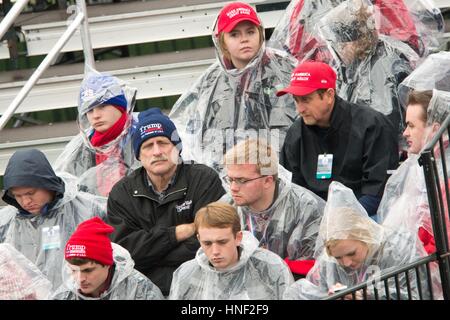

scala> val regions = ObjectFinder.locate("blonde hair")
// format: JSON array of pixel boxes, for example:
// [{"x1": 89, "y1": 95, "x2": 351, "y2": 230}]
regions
[
  {"x1": 195, "y1": 202, "x2": 241, "y2": 236},
  {"x1": 325, "y1": 238, "x2": 369, "y2": 257},
  {"x1": 218, "y1": 25, "x2": 264, "y2": 64},
  {"x1": 320, "y1": 206, "x2": 382, "y2": 257},
  {"x1": 224, "y1": 138, "x2": 278, "y2": 177}
]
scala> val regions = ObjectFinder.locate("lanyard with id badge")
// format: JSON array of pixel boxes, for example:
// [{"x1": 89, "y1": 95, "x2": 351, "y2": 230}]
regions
[
  {"x1": 316, "y1": 154, "x2": 333, "y2": 180},
  {"x1": 42, "y1": 226, "x2": 61, "y2": 251}
]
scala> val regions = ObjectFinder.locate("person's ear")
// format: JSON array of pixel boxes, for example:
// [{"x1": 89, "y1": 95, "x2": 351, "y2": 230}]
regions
[
  {"x1": 235, "y1": 231, "x2": 243, "y2": 246},
  {"x1": 326, "y1": 88, "x2": 335, "y2": 99},
  {"x1": 432, "y1": 122, "x2": 441, "y2": 135}
]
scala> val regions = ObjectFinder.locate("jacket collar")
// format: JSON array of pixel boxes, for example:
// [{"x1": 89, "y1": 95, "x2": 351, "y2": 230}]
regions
[
  {"x1": 326, "y1": 95, "x2": 349, "y2": 132},
  {"x1": 133, "y1": 163, "x2": 188, "y2": 203}
]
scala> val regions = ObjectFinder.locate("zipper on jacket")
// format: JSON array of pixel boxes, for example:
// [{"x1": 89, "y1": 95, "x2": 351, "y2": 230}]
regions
[{"x1": 132, "y1": 188, "x2": 187, "y2": 203}]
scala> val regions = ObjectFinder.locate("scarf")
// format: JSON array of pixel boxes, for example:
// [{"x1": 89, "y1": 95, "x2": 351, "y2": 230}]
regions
[{"x1": 89, "y1": 111, "x2": 128, "y2": 196}]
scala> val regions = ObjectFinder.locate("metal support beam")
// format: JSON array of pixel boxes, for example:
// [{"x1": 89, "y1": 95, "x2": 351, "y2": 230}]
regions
[
  {"x1": 0, "y1": 12, "x2": 85, "y2": 130},
  {"x1": 76, "y1": 0, "x2": 95, "y2": 70},
  {"x1": 0, "y1": 0, "x2": 28, "y2": 40}
]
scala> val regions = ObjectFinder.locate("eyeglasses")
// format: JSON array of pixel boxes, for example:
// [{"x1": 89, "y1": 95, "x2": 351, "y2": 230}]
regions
[{"x1": 223, "y1": 175, "x2": 267, "y2": 186}]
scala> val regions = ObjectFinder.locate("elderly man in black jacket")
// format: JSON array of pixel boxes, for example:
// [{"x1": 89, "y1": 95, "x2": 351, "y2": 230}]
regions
[
  {"x1": 277, "y1": 61, "x2": 398, "y2": 218},
  {"x1": 106, "y1": 108, "x2": 226, "y2": 296}
]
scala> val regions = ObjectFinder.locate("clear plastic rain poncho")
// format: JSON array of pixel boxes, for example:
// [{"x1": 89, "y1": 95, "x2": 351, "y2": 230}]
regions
[
  {"x1": 379, "y1": 89, "x2": 450, "y2": 254},
  {"x1": 52, "y1": 243, "x2": 164, "y2": 300},
  {"x1": 220, "y1": 170, "x2": 325, "y2": 261},
  {"x1": 169, "y1": 231, "x2": 294, "y2": 299},
  {"x1": 312, "y1": 0, "x2": 419, "y2": 135},
  {"x1": 284, "y1": 181, "x2": 427, "y2": 300},
  {"x1": 168, "y1": 11, "x2": 298, "y2": 170},
  {"x1": 399, "y1": 51, "x2": 450, "y2": 108},
  {"x1": 53, "y1": 69, "x2": 140, "y2": 197},
  {"x1": 268, "y1": 0, "x2": 443, "y2": 62},
  {"x1": 0, "y1": 243, "x2": 52, "y2": 300},
  {"x1": 0, "y1": 172, "x2": 107, "y2": 290}
]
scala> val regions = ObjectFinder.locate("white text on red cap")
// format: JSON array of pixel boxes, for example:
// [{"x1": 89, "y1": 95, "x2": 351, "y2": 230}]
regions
[
  {"x1": 291, "y1": 72, "x2": 311, "y2": 81},
  {"x1": 226, "y1": 8, "x2": 251, "y2": 19},
  {"x1": 66, "y1": 244, "x2": 86, "y2": 257}
]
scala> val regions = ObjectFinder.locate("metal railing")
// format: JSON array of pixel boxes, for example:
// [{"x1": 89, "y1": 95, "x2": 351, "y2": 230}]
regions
[
  {"x1": 0, "y1": 0, "x2": 95, "y2": 131},
  {"x1": 419, "y1": 113, "x2": 450, "y2": 299},
  {"x1": 323, "y1": 255, "x2": 442, "y2": 300},
  {"x1": 327, "y1": 114, "x2": 450, "y2": 300}
]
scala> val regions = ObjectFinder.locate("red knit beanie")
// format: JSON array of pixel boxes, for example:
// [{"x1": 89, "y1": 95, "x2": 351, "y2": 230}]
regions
[{"x1": 65, "y1": 217, "x2": 114, "y2": 266}]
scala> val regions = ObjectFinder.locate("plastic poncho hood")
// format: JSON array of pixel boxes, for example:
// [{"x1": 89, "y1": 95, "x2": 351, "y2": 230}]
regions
[
  {"x1": 317, "y1": 181, "x2": 384, "y2": 255},
  {"x1": 399, "y1": 51, "x2": 450, "y2": 109},
  {"x1": 77, "y1": 70, "x2": 137, "y2": 152}
]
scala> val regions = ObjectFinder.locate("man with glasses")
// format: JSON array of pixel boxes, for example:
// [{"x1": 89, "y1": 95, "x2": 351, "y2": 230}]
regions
[
  {"x1": 277, "y1": 61, "x2": 398, "y2": 218},
  {"x1": 221, "y1": 138, "x2": 325, "y2": 278}
]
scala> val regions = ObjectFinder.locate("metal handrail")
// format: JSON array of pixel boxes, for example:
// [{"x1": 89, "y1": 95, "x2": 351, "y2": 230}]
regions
[
  {"x1": 0, "y1": 0, "x2": 29, "y2": 41},
  {"x1": 419, "y1": 113, "x2": 450, "y2": 299},
  {"x1": 421, "y1": 114, "x2": 450, "y2": 152},
  {"x1": 323, "y1": 254, "x2": 437, "y2": 300},
  {"x1": 0, "y1": 0, "x2": 95, "y2": 131},
  {"x1": 0, "y1": 13, "x2": 85, "y2": 130}
]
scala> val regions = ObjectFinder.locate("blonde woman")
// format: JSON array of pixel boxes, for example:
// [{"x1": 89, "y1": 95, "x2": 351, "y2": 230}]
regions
[{"x1": 284, "y1": 181, "x2": 427, "y2": 300}]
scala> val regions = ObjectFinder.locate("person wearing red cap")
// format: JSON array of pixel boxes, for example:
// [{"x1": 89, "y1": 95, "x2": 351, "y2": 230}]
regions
[
  {"x1": 52, "y1": 217, "x2": 164, "y2": 300},
  {"x1": 54, "y1": 70, "x2": 140, "y2": 197},
  {"x1": 278, "y1": 61, "x2": 398, "y2": 218},
  {"x1": 169, "y1": 2, "x2": 297, "y2": 170}
]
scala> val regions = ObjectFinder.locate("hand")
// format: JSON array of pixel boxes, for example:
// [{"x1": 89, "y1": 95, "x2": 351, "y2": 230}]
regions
[
  {"x1": 343, "y1": 290, "x2": 363, "y2": 300},
  {"x1": 328, "y1": 282, "x2": 347, "y2": 296},
  {"x1": 175, "y1": 223, "x2": 195, "y2": 242},
  {"x1": 329, "y1": 283, "x2": 364, "y2": 300}
]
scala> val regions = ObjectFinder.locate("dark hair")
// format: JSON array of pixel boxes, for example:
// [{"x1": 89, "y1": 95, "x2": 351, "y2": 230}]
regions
[
  {"x1": 406, "y1": 90, "x2": 433, "y2": 123},
  {"x1": 316, "y1": 88, "x2": 329, "y2": 99}
]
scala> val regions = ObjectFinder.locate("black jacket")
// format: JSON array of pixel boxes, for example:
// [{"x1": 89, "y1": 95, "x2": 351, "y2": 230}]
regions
[
  {"x1": 280, "y1": 96, "x2": 398, "y2": 201},
  {"x1": 106, "y1": 162, "x2": 225, "y2": 296}
]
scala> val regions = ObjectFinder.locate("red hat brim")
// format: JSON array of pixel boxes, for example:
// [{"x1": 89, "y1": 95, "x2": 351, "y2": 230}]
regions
[
  {"x1": 221, "y1": 17, "x2": 261, "y2": 34},
  {"x1": 276, "y1": 86, "x2": 319, "y2": 97}
]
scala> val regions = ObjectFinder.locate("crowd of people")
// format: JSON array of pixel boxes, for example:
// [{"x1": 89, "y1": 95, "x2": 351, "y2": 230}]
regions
[{"x1": 0, "y1": 0, "x2": 449, "y2": 300}]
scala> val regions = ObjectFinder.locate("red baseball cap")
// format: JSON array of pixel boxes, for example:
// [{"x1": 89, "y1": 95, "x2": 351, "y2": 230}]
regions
[
  {"x1": 216, "y1": 2, "x2": 261, "y2": 36},
  {"x1": 276, "y1": 61, "x2": 337, "y2": 97}
]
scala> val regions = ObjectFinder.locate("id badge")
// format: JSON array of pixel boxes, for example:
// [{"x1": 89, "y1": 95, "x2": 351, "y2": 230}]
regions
[
  {"x1": 316, "y1": 154, "x2": 333, "y2": 180},
  {"x1": 42, "y1": 226, "x2": 61, "y2": 251}
]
